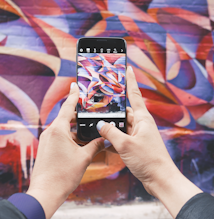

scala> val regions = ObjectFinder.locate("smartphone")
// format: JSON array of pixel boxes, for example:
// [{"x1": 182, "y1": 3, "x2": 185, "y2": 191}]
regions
[{"x1": 76, "y1": 37, "x2": 127, "y2": 141}]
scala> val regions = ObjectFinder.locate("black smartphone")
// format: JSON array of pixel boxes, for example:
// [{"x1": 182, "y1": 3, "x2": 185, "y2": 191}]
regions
[{"x1": 76, "y1": 37, "x2": 127, "y2": 141}]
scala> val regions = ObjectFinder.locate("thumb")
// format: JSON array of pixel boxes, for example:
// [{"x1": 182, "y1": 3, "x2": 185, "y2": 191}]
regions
[
  {"x1": 83, "y1": 137, "x2": 105, "y2": 160},
  {"x1": 96, "y1": 121, "x2": 128, "y2": 151}
]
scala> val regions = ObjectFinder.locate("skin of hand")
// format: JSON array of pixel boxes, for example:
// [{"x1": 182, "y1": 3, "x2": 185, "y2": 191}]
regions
[
  {"x1": 27, "y1": 83, "x2": 105, "y2": 219},
  {"x1": 97, "y1": 66, "x2": 202, "y2": 218}
]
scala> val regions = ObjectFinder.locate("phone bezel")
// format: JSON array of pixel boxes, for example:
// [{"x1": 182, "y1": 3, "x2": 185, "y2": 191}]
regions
[{"x1": 76, "y1": 37, "x2": 127, "y2": 142}]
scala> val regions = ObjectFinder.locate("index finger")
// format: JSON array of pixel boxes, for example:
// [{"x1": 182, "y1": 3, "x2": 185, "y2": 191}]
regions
[
  {"x1": 127, "y1": 66, "x2": 150, "y2": 121},
  {"x1": 56, "y1": 82, "x2": 79, "y2": 124}
]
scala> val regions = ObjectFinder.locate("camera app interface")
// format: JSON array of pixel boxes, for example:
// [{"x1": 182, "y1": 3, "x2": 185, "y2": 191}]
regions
[{"x1": 77, "y1": 41, "x2": 126, "y2": 140}]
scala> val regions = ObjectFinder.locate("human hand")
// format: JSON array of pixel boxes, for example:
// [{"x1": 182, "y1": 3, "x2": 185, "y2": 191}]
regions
[
  {"x1": 102, "y1": 106, "x2": 134, "y2": 154},
  {"x1": 97, "y1": 66, "x2": 202, "y2": 218},
  {"x1": 27, "y1": 83, "x2": 104, "y2": 219},
  {"x1": 97, "y1": 66, "x2": 173, "y2": 190}
]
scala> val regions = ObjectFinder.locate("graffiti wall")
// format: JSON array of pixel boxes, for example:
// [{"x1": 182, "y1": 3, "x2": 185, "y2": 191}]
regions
[{"x1": 0, "y1": 0, "x2": 214, "y2": 203}]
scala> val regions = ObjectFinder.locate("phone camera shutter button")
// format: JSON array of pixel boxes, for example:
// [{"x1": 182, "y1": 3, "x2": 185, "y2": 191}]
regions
[{"x1": 110, "y1": 122, "x2": 116, "y2": 127}]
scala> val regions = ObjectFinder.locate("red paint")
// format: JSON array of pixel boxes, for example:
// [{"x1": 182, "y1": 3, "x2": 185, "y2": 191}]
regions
[
  {"x1": 0, "y1": 141, "x2": 22, "y2": 191},
  {"x1": 0, "y1": 36, "x2": 8, "y2": 46},
  {"x1": 26, "y1": 14, "x2": 60, "y2": 57},
  {"x1": 0, "y1": 139, "x2": 38, "y2": 192}
]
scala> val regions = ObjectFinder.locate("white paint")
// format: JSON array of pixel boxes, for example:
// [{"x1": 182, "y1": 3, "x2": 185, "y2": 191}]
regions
[
  {"x1": 197, "y1": 107, "x2": 214, "y2": 128},
  {"x1": 192, "y1": 59, "x2": 208, "y2": 79},
  {"x1": 52, "y1": 201, "x2": 172, "y2": 219},
  {"x1": 0, "y1": 33, "x2": 6, "y2": 42}
]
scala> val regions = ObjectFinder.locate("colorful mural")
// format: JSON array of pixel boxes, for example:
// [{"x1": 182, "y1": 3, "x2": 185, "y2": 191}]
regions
[
  {"x1": 77, "y1": 53, "x2": 126, "y2": 114},
  {"x1": 0, "y1": 0, "x2": 214, "y2": 202}
]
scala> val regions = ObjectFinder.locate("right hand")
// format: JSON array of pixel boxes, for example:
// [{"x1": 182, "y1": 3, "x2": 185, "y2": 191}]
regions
[
  {"x1": 97, "y1": 66, "x2": 202, "y2": 218},
  {"x1": 97, "y1": 66, "x2": 176, "y2": 193}
]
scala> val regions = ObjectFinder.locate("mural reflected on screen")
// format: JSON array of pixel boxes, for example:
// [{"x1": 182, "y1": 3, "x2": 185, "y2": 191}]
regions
[{"x1": 77, "y1": 53, "x2": 126, "y2": 118}]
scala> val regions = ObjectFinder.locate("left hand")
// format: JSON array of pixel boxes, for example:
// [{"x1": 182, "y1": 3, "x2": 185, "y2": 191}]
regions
[{"x1": 27, "y1": 82, "x2": 105, "y2": 219}]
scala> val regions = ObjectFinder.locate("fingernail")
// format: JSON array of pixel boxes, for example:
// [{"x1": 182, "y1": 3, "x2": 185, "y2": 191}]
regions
[
  {"x1": 128, "y1": 66, "x2": 133, "y2": 72},
  {"x1": 104, "y1": 139, "x2": 112, "y2": 148},
  {"x1": 97, "y1": 120, "x2": 105, "y2": 131},
  {"x1": 70, "y1": 82, "x2": 76, "y2": 89}
]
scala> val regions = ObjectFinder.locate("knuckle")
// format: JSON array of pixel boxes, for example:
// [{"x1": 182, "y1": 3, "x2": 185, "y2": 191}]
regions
[
  {"x1": 119, "y1": 137, "x2": 131, "y2": 151},
  {"x1": 102, "y1": 124, "x2": 115, "y2": 136},
  {"x1": 143, "y1": 113, "x2": 155, "y2": 124},
  {"x1": 126, "y1": 106, "x2": 133, "y2": 114},
  {"x1": 131, "y1": 88, "x2": 142, "y2": 98},
  {"x1": 47, "y1": 125, "x2": 62, "y2": 137},
  {"x1": 63, "y1": 96, "x2": 76, "y2": 109},
  {"x1": 62, "y1": 101, "x2": 71, "y2": 109}
]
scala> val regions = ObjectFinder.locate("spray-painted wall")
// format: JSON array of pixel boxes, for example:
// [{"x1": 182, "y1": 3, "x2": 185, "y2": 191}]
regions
[{"x1": 0, "y1": 0, "x2": 214, "y2": 203}]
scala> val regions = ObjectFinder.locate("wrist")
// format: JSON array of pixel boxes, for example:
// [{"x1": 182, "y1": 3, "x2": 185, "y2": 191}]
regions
[
  {"x1": 146, "y1": 161, "x2": 180, "y2": 197},
  {"x1": 144, "y1": 162, "x2": 202, "y2": 218}
]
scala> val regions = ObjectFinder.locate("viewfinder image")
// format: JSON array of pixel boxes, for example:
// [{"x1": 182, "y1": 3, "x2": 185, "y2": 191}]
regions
[{"x1": 77, "y1": 53, "x2": 126, "y2": 118}]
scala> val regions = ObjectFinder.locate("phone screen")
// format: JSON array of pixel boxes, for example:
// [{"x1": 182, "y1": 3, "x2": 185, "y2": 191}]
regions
[{"x1": 76, "y1": 38, "x2": 127, "y2": 141}]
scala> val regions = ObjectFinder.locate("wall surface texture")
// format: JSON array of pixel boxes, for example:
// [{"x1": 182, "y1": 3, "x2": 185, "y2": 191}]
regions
[{"x1": 0, "y1": 0, "x2": 214, "y2": 204}]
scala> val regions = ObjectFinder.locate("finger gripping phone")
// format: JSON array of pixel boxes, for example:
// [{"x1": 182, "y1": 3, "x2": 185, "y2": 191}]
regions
[{"x1": 76, "y1": 37, "x2": 127, "y2": 141}]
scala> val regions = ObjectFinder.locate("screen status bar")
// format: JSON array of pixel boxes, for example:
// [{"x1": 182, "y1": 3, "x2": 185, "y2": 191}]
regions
[{"x1": 79, "y1": 47, "x2": 125, "y2": 53}]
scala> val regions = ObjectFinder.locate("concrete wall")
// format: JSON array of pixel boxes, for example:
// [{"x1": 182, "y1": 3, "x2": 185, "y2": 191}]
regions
[{"x1": 0, "y1": 0, "x2": 214, "y2": 204}]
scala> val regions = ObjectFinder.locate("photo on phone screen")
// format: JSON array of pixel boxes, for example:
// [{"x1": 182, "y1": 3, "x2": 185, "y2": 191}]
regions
[{"x1": 76, "y1": 38, "x2": 127, "y2": 141}]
